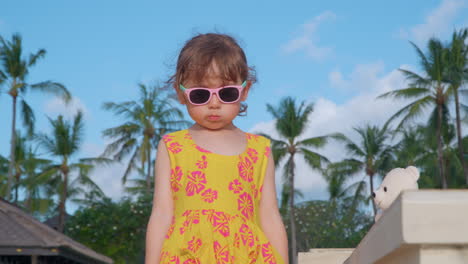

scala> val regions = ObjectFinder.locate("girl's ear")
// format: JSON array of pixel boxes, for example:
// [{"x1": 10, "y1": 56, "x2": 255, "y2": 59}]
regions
[
  {"x1": 241, "y1": 81, "x2": 252, "y2": 101},
  {"x1": 177, "y1": 92, "x2": 187, "y2": 105},
  {"x1": 174, "y1": 83, "x2": 187, "y2": 105}
]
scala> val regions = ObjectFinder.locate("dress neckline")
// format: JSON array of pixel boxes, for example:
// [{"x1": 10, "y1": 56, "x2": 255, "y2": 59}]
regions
[{"x1": 185, "y1": 129, "x2": 249, "y2": 157}]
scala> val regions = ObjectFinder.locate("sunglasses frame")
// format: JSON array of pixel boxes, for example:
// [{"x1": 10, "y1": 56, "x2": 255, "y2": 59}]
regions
[{"x1": 179, "y1": 81, "x2": 247, "y2": 105}]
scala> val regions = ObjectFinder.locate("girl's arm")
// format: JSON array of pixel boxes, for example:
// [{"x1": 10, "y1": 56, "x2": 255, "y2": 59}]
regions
[
  {"x1": 259, "y1": 150, "x2": 289, "y2": 264},
  {"x1": 145, "y1": 139, "x2": 174, "y2": 264}
]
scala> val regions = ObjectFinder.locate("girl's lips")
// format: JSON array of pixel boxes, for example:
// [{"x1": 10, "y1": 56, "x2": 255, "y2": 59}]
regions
[{"x1": 207, "y1": 115, "x2": 220, "y2": 121}]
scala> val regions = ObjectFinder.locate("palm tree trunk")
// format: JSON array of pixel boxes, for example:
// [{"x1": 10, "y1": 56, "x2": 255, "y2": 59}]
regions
[
  {"x1": 6, "y1": 93, "x2": 18, "y2": 201},
  {"x1": 453, "y1": 89, "x2": 468, "y2": 186},
  {"x1": 14, "y1": 172, "x2": 20, "y2": 203},
  {"x1": 369, "y1": 173, "x2": 377, "y2": 217},
  {"x1": 146, "y1": 148, "x2": 151, "y2": 194},
  {"x1": 288, "y1": 154, "x2": 297, "y2": 264},
  {"x1": 437, "y1": 103, "x2": 447, "y2": 188},
  {"x1": 58, "y1": 170, "x2": 68, "y2": 233}
]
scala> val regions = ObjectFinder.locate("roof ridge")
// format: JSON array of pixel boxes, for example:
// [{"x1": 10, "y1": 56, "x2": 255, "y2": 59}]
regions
[{"x1": 0, "y1": 199, "x2": 113, "y2": 263}]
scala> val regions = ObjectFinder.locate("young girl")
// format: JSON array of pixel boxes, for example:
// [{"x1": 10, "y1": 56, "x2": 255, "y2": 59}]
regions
[{"x1": 145, "y1": 33, "x2": 289, "y2": 264}]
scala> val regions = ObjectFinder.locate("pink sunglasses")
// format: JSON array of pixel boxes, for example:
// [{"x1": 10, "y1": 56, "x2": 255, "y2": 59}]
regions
[{"x1": 179, "y1": 81, "x2": 247, "y2": 105}]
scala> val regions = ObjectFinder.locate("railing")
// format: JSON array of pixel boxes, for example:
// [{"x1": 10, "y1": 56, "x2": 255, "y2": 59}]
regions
[
  {"x1": 346, "y1": 190, "x2": 468, "y2": 264},
  {"x1": 299, "y1": 190, "x2": 468, "y2": 264},
  {"x1": 298, "y1": 248, "x2": 353, "y2": 263}
]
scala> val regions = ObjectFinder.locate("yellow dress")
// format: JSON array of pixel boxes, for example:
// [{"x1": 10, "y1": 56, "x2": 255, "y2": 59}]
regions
[{"x1": 159, "y1": 129, "x2": 285, "y2": 264}]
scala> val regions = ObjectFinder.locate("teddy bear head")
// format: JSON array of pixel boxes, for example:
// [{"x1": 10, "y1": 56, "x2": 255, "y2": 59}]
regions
[{"x1": 373, "y1": 166, "x2": 419, "y2": 211}]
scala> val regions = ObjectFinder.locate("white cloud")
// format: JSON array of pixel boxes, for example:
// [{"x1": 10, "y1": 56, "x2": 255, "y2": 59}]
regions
[
  {"x1": 249, "y1": 63, "x2": 410, "y2": 202},
  {"x1": 329, "y1": 61, "x2": 385, "y2": 92},
  {"x1": 398, "y1": 0, "x2": 466, "y2": 45},
  {"x1": 43, "y1": 96, "x2": 90, "y2": 120},
  {"x1": 80, "y1": 141, "x2": 132, "y2": 201},
  {"x1": 282, "y1": 11, "x2": 336, "y2": 61}
]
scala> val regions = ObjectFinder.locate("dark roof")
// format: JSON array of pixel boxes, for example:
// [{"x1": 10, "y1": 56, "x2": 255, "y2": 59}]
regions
[
  {"x1": 43, "y1": 213, "x2": 72, "y2": 231},
  {"x1": 0, "y1": 198, "x2": 113, "y2": 264}
]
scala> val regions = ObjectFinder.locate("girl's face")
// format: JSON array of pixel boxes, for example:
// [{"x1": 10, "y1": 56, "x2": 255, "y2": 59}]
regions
[{"x1": 177, "y1": 63, "x2": 250, "y2": 130}]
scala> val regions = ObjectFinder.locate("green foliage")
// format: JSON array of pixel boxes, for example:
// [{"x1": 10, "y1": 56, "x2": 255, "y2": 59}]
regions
[
  {"x1": 0, "y1": 155, "x2": 8, "y2": 197},
  {"x1": 65, "y1": 195, "x2": 152, "y2": 264},
  {"x1": 283, "y1": 200, "x2": 372, "y2": 251}
]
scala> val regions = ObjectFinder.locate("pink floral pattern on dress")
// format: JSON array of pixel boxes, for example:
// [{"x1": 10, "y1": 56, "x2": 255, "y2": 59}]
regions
[
  {"x1": 247, "y1": 148, "x2": 258, "y2": 163},
  {"x1": 196, "y1": 155, "x2": 208, "y2": 169},
  {"x1": 185, "y1": 257, "x2": 201, "y2": 263},
  {"x1": 213, "y1": 241, "x2": 232, "y2": 264},
  {"x1": 180, "y1": 210, "x2": 200, "y2": 234},
  {"x1": 251, "y1": 184, "x2": 259, "y2": 199},
  {"x1": 238, "y1": 156, "x2": 254, "y2": 182},
  {"x1": 264, "y1": 146, "x2": 271, "y2": 158},
  {"x1": 233, "y1": 233, "x2": 241, "y2": 248},
  {"x1": 239, "y1": 224, "x2": 255, "y2": 247},
  {"x1": 211, "y1": 211, "x2": 230, "y2": 237},
  {"x1": 248, "y1": 245, "x2": 261, "y2": 264},
  {"x1": 202, "y1": 209, "x2": 215, "y2": 220},
  {"x1": 261, "y1": 242, "x2": 277, "y2": 264},
  {"x1": 238, "y1": 192, "x2": 254, "y2": 220},
  {"x1": 187, "y1": 236, "x2": 203, "y2": 253},
  {"x1": 186, "y1": 171, "x2": 206, "y2": 196},
  {"x1": 184, "y1": 132, "x2": 192, "y2": 140},
  {"x1": 194, "y1": 145, "x2": 212, "y2": 153},
  {"x1": 168, "y1": 142, "x2": 183, "y2": 153},
  {"x1": 163, "y1": 134, "x2": 175, "y2": 143},
  {"x1": 246, "y1": 133, "x2": 259, "y2": 141},
  {"x1": 171, "y1": 166, "x2": 183, "y2": 192},
  {"x1": 169, "y1": 255, "x2": 180, "y2": 264},
  {"x1": 201, "y1": 188, "x2": 218, "y2": 203},
  {"x1": 228, "y1": 179, "x2": 243, "y2": 194},
  {"x1": 166, "y1": 216, "x2": 175, "y2": 239},
  {"x1": 160, "y1": 251, "x2": 170, "y2": 263}
]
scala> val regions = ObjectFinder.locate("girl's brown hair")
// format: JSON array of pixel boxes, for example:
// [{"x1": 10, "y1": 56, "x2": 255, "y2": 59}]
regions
[{"x1": 170, "y1": 33, "x2": 256, "y2": 115}]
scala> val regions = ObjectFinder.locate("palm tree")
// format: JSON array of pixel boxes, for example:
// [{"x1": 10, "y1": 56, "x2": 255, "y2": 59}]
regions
[
  {"x1": 324, "y1": 162, "x2": 367, "y2": 212},
  {"x1": 0, "y1": 155, "x2": 8, "y2": 197},
  {"x1": 392, "y1": 126, "x2": 428, "y2": 168},
  {"x1": 378, "y1": 38, "x2": 450, "y2": 188},
  {"x1": 0, "y1": 33, "x2": 71, "y2": 201},
  {"x1": 420, "y1": 107, "x2": 465, "y2": 188},
  {"x1": 102, "y1": 83, "x2": 188, "y2": 193},
  {"x1": 278, "y1": 185, "x2": 304, "y2": 218},
  {"x1": 19, "y1": 147, "x2": 55, "y2": 217},
  {"x1": 260, "y1": 96, "x2": 336, "y2": 264},
  {"x1": 124, "y1": 167, "x2": 155, "y2": 198},
  {"x1": 35, "y1": 111, "x2": 110, "y2": 232},
  {"x1": 10, "y1": 132, "x2": 33, "y2": 203},
  {"x1": 335, "y1": 125, "x2": 393, "y2": 217},
  {"x1": 446, "y1": 28, "x2": 468, "y2": 185}
]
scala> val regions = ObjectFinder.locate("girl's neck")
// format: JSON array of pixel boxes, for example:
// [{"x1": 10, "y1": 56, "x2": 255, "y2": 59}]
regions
[{"x1": 189, "y1": 123, "x2": 241, "y2": 135}]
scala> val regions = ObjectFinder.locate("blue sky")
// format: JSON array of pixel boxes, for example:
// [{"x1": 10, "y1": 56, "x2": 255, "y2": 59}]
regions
[{"x1": 1, "y1": 0, "x2": 468, "y2": 206}]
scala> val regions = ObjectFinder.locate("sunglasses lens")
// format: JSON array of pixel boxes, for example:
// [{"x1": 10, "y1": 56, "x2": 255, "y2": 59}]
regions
[
  {"x1": 189, "y1": 89, "x2": 210, "y2": 104},
  {"x1": 219, "y1": 87, "x2": 240, "y2": 102}
]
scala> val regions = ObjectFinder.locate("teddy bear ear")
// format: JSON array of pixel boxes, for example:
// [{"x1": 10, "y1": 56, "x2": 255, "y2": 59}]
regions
[{"x1": 406, "y1": 166, "x2": 420, "y2": 181}]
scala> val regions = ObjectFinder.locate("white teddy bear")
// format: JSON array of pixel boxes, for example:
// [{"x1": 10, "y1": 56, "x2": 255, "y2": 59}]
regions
[{"x1": 373, "y1": 166, "x2": 420, "y2": 221}]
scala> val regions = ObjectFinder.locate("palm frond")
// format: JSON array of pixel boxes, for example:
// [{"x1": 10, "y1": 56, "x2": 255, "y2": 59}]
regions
[
  {"x1": 31, "y1": 81, "x2": 71, "y2": 103},
  {"x1": 300, "y1": 148, "x2": 329, "y2": 170},
  {"x1": 20, "y1": 99, "x2": 35, "y2": 135},
  {"x1": 28, "y1": 49, "x2": 46, "y2": 67},
  {"x1": 387, "y1": 95, "x2": 433, "y2": 130}
]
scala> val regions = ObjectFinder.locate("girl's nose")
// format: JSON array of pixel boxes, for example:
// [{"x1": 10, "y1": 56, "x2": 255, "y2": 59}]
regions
[{"x1": 208, "y1": 94, "x2": 221, "y2": 107}]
